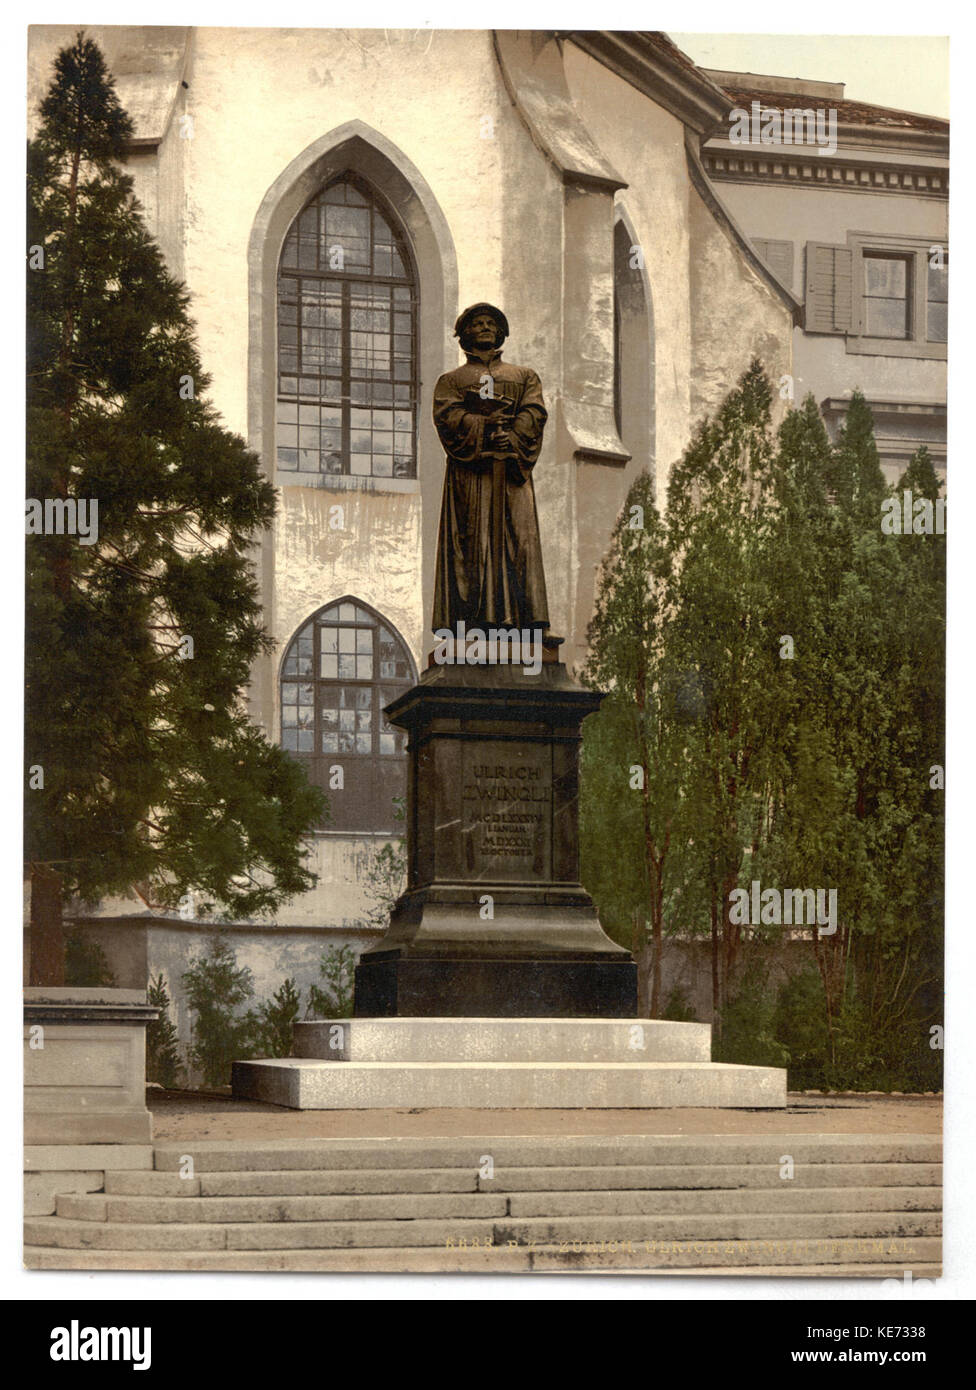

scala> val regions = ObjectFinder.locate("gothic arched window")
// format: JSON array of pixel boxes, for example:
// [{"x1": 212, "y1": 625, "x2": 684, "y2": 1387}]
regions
[
  {"x1": 280, "y1": 599, "x2": 414, "y2": 831},
  {"x1": 276, "y1": 175, "x2": 418, "y2": 480}
]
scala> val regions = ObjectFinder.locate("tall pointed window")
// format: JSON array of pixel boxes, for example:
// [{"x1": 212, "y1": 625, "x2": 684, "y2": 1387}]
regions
[
  {"x1": 280, "y1": 599, "x2": 413, "y2": 831},
  {"x1": 276, "y1": 176, "x2": 418, "y2": 480}
]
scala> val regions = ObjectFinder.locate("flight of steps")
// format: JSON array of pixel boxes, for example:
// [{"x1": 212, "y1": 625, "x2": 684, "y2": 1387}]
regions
[{"x1": 25, "y1": 1133, "x2": 941, "y2": 1275}]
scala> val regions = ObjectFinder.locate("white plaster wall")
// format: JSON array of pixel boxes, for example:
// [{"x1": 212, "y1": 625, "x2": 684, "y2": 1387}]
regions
[
  {"x1": 687, "y1": 185, "x2": 794, "y2": 427},
  {"x1": 562, "y1": 42, "x2": 694, "y2": 508}
]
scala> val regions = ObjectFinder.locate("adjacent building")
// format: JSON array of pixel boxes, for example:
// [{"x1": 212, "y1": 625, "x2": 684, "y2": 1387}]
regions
[{"x1": 700, "y1": 68, "x2": 948, "y2": 482}]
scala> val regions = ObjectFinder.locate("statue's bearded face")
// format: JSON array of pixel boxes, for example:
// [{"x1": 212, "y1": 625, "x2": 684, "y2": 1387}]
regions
[{"x1": 463, "y1": 312, "x2": 504, "y2": 352}]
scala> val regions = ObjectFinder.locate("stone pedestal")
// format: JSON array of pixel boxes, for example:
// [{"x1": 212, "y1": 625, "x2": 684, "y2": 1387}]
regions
[
  {"x1": 354, "y1": 660, "x2": 637, "y2": 1017},
  {"x1": 23, "y1": 988, "x2": 157, "y2": 1214},
  {"x1": 23, "y1": 988, "x2": 157, "y2": 1145}
]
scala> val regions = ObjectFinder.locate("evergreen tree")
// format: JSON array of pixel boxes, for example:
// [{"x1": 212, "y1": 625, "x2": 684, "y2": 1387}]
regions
[
  {"x1": 664, "y1": 362, "x2": 782, "y2": 1024},
  {"x1": 581, "y1": 471, "x2": 699, "y2": 1015},
  {"x1": 582, "y1": 369, "x2": 943, "y2": 1087},
  {"x1": 182, "y1": 935, "x2": 256, "y2": 1088},
  {"x1": 146, "y1": 973, "x2": 184, "y2": 1088},
  {"x1": 26, "y1": 35, "x2": 324, "y2": 982}
]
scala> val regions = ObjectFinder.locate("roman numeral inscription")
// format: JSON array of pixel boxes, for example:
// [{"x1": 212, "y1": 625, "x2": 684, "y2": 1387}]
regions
[{"x1": 462, "y1": 758, "x2": 551, "y2": 865}]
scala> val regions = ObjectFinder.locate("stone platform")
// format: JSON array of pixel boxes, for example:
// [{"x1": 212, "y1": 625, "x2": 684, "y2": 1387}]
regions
[{"x1": 231, "y1": 1018, "x2": 787, "y2": 1110}]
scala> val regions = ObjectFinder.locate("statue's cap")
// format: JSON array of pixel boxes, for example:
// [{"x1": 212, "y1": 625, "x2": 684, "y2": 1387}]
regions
[{"x1": 454, "y1": 303, "x2": 509, "y2": 341}]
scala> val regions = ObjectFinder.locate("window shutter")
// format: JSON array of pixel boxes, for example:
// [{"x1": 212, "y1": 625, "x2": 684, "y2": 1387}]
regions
[
  {"x1": 751, "y1": 238, "x2": 795, "y2": 291},
  {"x1": 805, "y1": 242, "x2": 854, "y2": 333}
]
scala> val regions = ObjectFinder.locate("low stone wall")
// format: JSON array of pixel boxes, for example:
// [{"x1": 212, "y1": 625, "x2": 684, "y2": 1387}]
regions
[
  {"x1": 650, "y1": 938, "x2": 821, "y2": 1023},
  {"x1": 61, "y1": 919, "x2": 380, "y2": 1086}
]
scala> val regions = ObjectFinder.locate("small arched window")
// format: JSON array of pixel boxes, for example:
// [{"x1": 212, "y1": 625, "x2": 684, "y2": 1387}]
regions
[
  {"x1": 276, "y1": 174, "x2": 418, "y2": 481},
  {"x1": 280, "y1": 599, "x2": 414, "y2": 831}
]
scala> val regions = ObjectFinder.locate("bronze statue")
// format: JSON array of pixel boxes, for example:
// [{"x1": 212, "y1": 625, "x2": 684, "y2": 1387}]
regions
[{"x1": 432, "y1": 304, "x2": 550, "y2": 633}]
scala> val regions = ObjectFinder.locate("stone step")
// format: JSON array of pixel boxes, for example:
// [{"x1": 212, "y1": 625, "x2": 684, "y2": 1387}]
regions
[
  {"x1": 106, "y1": 1168, "x2": 480, "y2": 1197},
  {"x1": 106, "y1": 1160, "x2": 942, "y2": 1198},
  {"x1": 57, "y1": 1191, "x2": 508, "y2": 1224},
  {"x1": 23, "y1": 1243, "x2": 943, "y2": 1274},
  {"x1": 232, "y1": 1058, "x2": 786, "y2": 1109},
  {"x1": 56, "y1": 1184, "x2": 942, "y2": 1225},
  {"x1": 151, "y1": 1134, "x2": 942, "y2": 1172},
  {"x1": 480, "y1": 1162, "x2": 944, "y2": 1192},
  {"x1": 503, "y1": 1187, "x2": 942, "y2": 1217},
  {"x1": 26, "y1": 1209, "x2": 940, "y2": 1252},
  {"x1": 292, "y1": 1017, "x2": 711, "y2": 1063}
]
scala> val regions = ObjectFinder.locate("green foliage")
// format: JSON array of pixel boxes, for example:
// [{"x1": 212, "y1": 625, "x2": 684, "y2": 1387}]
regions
[
  {"x1": 582, "y1": 362, "x2": 944, "y2": 1090},
  {"x1": 146, "y1": 972, "x2": 184, "y2": 1089},
  {"x1": 661, "y1": 985, "x2": 698, "y2": 1023},
  {"x1": 306, "y1": 945, "x2": 357, "y2": 1019},
  {"x1": 250, "y1": 977, "x2": 302, "y2": 1057},
  {"x1": 360, "y1": 797, "x2": 407, "y2": 932},
  {"x1": 713, "y1": 965, "x2": 790, "y2": 1071},
  {"x1": 64, "y1": 930, "x2": 116, "y2": 987},
  {"x1": 25, "y1": 35, "x2": 324, "y2": 964},
  {"x1": 181, "y1": 934, "x2": 256, "y2": 1087}
]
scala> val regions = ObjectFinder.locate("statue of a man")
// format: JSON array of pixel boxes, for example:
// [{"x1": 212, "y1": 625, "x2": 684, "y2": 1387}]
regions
[{"x1": 432, "y1": 303, "x2": 550, "y2": 633}]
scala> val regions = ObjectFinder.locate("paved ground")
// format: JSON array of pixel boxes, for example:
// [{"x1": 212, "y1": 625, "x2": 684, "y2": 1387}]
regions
[{"x1": 148, "y1": 1089, "x2": 942, "y2": 1141}]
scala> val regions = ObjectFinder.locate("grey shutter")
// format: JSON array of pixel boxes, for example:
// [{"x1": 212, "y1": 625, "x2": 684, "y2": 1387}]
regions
[
  {"x1": 805, "y1": 242, "x2": 854, "y2": 333},
  {"x1": 751, "y1": 238, "x2": 795, "y2": 291}
]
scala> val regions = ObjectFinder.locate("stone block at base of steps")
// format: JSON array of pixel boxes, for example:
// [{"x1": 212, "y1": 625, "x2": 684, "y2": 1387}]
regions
[
  {"x1": 291, "y1": 1018, "x2": 711, "y2": 1063},
  {"x1": 232, "y1": 1059, "x2": 787, "y2": 1109}
]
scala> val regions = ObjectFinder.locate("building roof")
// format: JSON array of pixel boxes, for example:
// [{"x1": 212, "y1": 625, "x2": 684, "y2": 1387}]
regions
[{"x1": 711, "y1": 80, "x2": 948, "y2": 136}]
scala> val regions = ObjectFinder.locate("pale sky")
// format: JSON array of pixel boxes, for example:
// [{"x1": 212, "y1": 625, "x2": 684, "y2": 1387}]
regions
[{"x1": 670, "y1": 34, "x2": 949, "y2": 120}]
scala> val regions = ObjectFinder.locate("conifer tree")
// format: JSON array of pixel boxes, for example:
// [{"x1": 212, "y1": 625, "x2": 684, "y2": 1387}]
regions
[
  {"x1": 664, "y1": 362, "x2": 782, "y2": 1023},
  {"x1": 581, "y1": 471, "x2": 699, "y2": 1015},
  {"x1": 26, "y1": 35, "x2": 324, "y2": 983}
]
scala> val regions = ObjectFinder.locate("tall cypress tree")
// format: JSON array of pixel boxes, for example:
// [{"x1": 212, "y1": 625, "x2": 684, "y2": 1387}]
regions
[
  {"x1": 26, "y1": 35, "x2": 324, "y2": 984},
  {"x1": 581, "y1": 471, "x2": 700, "y2": 1016},
  {"x1": 664, "y1": 361, "x2": 782, "y2": 1023}
]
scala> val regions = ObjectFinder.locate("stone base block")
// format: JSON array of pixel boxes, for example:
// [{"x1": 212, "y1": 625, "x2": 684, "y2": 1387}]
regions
[
  {"x1": 24, "y1": 1111, "x2": 153, "y2": 1145},
  {"x1": 25, "y1": 1145, "x2": 154, "y2": 1173},
  {"x1": 354, "y1": 954, "x2": 638, "y2": 1018},
  {"x1": 293, "y1": 1017, "x2": 711, "y2": 1063},
  {"x1": 232, "y1": 1058, "x2": 787, "y2": 1109}
]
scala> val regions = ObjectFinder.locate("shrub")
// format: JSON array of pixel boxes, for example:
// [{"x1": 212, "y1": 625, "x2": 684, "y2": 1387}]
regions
[
  {"x1": 146, "y1": 972, "x2": 184, "y2": 1089},
  {"x1": 250, "y1": 977, "x2": 302, "y2": 1056},
  {"x1": 182, "y1": 934, "x2": 256, "y2": 1087},
  {"x1": 306, "y1": 945, "x2": 356, "y2": 1019}
]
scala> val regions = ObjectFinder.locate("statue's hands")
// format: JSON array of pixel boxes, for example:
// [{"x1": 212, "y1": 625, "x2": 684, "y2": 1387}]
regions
[{"x1": 488, "y1": 424, "x2": 517, "y2": 453}]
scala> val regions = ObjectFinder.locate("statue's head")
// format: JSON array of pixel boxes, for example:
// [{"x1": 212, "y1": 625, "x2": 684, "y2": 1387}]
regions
[{"x1": 455, "y1": 302, "x2": 509, "y2": 353}]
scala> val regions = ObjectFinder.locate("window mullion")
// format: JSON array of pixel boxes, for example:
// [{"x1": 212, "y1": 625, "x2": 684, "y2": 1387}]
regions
[
  {"x1": 914, "y1": 250, "x2": 927, "y2": 344},
  {"x1": 341, "y1": 281, "x2": 351, "y2": 474}
]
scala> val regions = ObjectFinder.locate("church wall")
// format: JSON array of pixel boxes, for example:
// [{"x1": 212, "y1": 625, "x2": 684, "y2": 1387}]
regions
[
  {"x1": 27, "y1": 27, "x2": 798, "y2": 946},
  {"x1": 686, "y1": 183, "x2": 794, "y2": 426}
]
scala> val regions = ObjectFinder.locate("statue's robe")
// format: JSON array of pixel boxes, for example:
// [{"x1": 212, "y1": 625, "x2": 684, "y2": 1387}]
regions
[{"x1": 432, "y1": 347, "x2": 549, "y2": 632}]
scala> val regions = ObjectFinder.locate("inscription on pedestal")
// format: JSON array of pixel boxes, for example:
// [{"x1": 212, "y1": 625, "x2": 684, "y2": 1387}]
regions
[{"x1": 461, "y1": 746, "x2": 551, "y2": 880}]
